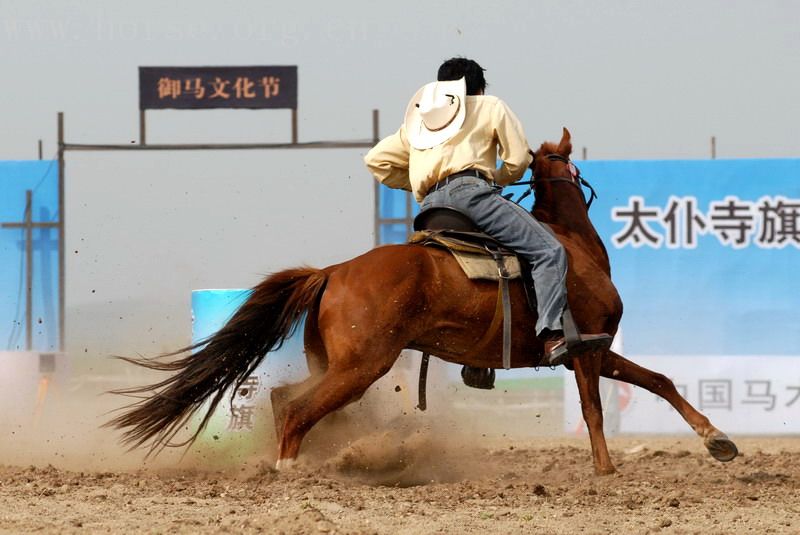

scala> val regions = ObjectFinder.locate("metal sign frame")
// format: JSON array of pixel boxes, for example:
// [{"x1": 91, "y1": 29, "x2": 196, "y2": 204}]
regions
[{"x1": 49, "y1": 96, "x2": 380, "y2": 350}]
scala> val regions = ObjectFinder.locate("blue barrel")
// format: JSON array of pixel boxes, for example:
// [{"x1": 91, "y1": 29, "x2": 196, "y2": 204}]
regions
[
  {"x1": 191, "y1": 289, "x2": 309, "y2": 385},
  {"x1": 189, "y1": 289, "x2": 309, "y2": 462},
  {"x1": 192, "y1": 289, "x2": 252, "y2": 345}
]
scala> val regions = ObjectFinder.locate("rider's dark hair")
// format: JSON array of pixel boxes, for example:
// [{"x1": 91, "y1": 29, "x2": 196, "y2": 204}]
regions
[{"x1": 437, "y1": 57, "x2": 487, "y2": 96}]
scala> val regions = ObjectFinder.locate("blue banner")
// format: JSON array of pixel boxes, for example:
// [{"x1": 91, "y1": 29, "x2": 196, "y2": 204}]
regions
[
  {"x1": 548, "y1": 159, "x2": 799, "y2": 356},
  {"x1": 0, "y1": 160, "x2": 60, "y2": 351}
]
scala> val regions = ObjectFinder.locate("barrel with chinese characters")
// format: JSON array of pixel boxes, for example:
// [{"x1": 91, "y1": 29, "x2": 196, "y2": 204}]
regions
[{"x1": 190, "y1": 289, "x2": 308, "y2": 463}]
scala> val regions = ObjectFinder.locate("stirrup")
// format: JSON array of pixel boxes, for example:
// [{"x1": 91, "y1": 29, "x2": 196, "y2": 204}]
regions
[{"x1": 547, "y1": 334, "x2": 612, "y2": 367}]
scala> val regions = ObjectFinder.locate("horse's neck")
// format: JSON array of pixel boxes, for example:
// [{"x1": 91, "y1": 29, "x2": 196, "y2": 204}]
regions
[
  {"x1": 533, "y1": 195, "x2": 611, "y2": 272},
  {"x1": 533, "y1": 192, "x2": 594, "y2": 232}
]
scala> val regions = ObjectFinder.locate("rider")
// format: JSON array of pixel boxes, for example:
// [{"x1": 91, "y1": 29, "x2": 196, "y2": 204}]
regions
[{"x1": 364, "y1": 57, "x2": 608, "y2": 372}]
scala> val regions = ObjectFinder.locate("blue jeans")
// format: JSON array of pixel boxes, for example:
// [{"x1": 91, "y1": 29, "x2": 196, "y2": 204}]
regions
[{"x1": 420, "y1": 175, "x2": 567, "y2": 334}]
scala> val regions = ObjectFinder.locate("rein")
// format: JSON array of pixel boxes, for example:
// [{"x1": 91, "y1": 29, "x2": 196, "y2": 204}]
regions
[
  {"x1": 536, "y1": 154, "x2": 599, "y2": 209},
  {"x1": 507, "y1": 153, "x2": 598, "y2": 209}
]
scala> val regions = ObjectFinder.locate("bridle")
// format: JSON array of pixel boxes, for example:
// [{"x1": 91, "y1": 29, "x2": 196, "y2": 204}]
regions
[
  {"x1": 534, "y1": 153, "x2": 598, "y2": 209},
  {"x1": 509, "y1": 153, "x2": 599, "y2": 209}
]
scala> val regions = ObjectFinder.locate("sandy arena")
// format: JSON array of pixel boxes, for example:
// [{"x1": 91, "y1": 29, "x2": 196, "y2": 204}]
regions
[
  {"x1": 1, "y1": 371, "x2": 798, "y2": 535},
  {"x1": 1, "y1": 436, "x2": 799, "y2": 534}
]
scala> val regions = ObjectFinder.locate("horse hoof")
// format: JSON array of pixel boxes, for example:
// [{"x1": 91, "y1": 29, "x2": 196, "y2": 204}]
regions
[
  {"x1": 705, "y1": 432, "x2": 738, "y2": 462},
  {"x1": 595, "y1": 466, "x2": 616, "y2": 476},
  {"x1": 275, "y1": 458, "x2": 297, "y2": 471}
]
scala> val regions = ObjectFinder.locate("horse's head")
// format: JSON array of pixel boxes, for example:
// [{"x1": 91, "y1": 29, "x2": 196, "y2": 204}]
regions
[
  {"x1": 531, "y1": 127, "x2": 575, "y2": 183},
  {"x1": 530, "y1": 128, "x2": 596, "y2": 210},
  {"x1": 529, "y1": 128, "x2": 608, "y2": 268}
]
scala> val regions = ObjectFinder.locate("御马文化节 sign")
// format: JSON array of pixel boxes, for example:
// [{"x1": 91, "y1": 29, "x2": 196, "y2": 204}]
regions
[{"x1": 139, "y1": 66, "x2": 297, "y2": 110}]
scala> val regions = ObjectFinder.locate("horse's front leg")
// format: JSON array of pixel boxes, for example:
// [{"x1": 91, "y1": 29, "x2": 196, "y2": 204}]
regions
[
  {"x1": 571, "y1": 349, "x2": 616, "y2": 475},
  {"x1": 600, "y1": 350, "x2": 738, "y2": 462}
]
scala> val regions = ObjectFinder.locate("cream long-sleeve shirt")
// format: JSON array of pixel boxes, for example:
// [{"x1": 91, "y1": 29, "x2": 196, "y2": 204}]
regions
[{"x1": 364, "y1": 95, "x2": 533, "y2": 202}]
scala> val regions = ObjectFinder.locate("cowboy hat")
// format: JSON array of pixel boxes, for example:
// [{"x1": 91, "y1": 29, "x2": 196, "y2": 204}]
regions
[{"x1": 404, "y1": 77, "x2": 466, "y2": 150}]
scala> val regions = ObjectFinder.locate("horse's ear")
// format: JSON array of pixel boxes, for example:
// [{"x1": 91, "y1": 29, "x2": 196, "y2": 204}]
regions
[{"x1": 557, "y1": 127, "x2": 572, "y2": 157}]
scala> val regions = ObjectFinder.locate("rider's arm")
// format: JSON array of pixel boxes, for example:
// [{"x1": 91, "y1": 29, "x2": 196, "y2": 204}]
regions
[
  {"x1": 364, "y1": 127, "x2": 412, "y2": 191},
  {"x1": 492, "y1": 100, "x2": 533, "y2": 186}
]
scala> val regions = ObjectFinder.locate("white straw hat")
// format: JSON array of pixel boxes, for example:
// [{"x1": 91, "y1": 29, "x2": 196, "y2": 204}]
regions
[{"x1": 404, "y1": 77, "x2": 467, "y2": 150}]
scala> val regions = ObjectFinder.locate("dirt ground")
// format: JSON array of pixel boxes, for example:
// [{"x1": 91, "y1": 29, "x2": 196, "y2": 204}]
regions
[
  {"x1": 1, "y1": 361, "x2": 798, "y2": 534},
  {"x1": 2, "y1": 432, "x2": 799, "y2": 534}
]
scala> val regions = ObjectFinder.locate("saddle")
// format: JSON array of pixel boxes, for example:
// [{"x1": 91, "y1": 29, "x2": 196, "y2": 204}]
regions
[
  {"x1": 409, "y1": 206, "x2": 539, "y2": 404},
  {"x1": 410, "y1": 208, "x2": 538, "y2": 311}
]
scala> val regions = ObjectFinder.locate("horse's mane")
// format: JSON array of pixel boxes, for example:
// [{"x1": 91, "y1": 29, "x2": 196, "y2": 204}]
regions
[
  {"x1": 534, "y1": 140, "x2": 570, "y2": 162},
  {"x1": 536, "y1": 141, "x2": 560, "y2": 156}
]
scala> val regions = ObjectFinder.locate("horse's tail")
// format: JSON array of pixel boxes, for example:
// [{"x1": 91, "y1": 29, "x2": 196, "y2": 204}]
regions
[{"x1": 106, "y1": 267, "x2": 329, "y2": 456}]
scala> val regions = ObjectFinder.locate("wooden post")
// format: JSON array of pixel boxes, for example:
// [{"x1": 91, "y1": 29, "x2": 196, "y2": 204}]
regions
[
  {"x1": 24, "y1": 190, "x2": 33, "y2": 350},
  {"x1": 38, "y1": 140, "x2": 43, "y2": 160},
  {"x1": 57, "y1": 112, "x2": 65, "y2": 351},
  {"x1": 711, "y1": 136, "x2": 716, "y2": 159},
  {"x1": 582, "y1": 147, "x2": 588, "y2": 160}
]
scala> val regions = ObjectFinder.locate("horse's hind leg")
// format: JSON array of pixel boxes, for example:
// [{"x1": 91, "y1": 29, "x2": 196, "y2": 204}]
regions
[
  {"x1": 274, "y1": 352, "x2": 397, "y2": 469},
  {"x1": 571, "y1": 349, "x2": 616, "y2": 475},
  {"x1": 600, "y1": 350, "x2": 738, "y2": 462},
  {"x1": 270, "y1": 310, "x2": 328, "y2": 441}
]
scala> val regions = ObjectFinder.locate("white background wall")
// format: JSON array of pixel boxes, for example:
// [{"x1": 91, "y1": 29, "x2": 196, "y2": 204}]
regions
[{"x1": 65, "y1": 149, "x2": 373, "y2": 359}]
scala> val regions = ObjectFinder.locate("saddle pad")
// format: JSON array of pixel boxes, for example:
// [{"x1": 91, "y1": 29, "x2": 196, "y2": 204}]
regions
[
  {"x1": 408, "y1": 231, "x2": 522, "y2": 281},
  {"x1": 451, "y1": 250, "x2": 522, "y2": 280}
]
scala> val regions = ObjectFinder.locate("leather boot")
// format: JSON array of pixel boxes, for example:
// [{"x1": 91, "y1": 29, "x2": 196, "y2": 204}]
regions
[{"x1": 460, "y1": 365, "x2": 495, "y2": 390}]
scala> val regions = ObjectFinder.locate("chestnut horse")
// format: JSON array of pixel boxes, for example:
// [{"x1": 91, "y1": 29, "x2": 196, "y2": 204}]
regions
[{"x1": 109, "y1": 128, "x2": 738, "y2": 475}]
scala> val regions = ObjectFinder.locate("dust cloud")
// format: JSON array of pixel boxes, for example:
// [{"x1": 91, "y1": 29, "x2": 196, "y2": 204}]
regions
[
  {"x1": 0, "y1": 350, "x2": 560, "y2": 484},
  {"x1": 1, "y1": 361, "x2": 184, "y2": 472}
]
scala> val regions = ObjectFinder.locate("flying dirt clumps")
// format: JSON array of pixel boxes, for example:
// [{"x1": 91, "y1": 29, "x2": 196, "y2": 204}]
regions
[{"x1": 325, "y1": 427, "x2": 482, "y2": 487}]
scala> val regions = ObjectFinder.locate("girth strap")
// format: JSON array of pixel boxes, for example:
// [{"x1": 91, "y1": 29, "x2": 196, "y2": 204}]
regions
[
  {"x1": 486, "y1": 245, "x2": 513, "y2": 370},
  {"x1": 416, "y1": 245, "x2": 513, "y2": 411},
  {"x1": 417, "y1": 352, "x2": 430, "y2": 411}
]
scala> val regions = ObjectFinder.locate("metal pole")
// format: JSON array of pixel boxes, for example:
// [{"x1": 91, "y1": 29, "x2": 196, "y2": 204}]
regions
[
  {"x1": 63, "y1": 141, "x2": 373, "y2": 151},
  {"x1": 371, "y1": 109, "x2": 380, "y2": 246},
  {"x1": 38, "y1": 140, "x2": 43, "y2": 160},
  {"x1": 139, "y1": 110, "x2": 147, "y2": 145},
  {"x1": 405, "y1": 191, "x2": 413, "y2": 241},
  {"x1": 374, "y1": 181, "x2": 380, "y2": 247},
  {"x1": 582, "y1": 147, "x2": 587, "y2": 160},
  {"x1": 57, "y1": 112, "x2": 65, "y2": 351},
  {"x1": 711, "y1": 136, "x2": 716, "y2": 159},
  {"x1": 291, "y1": 108, "x2": 298, "y2": 144},
  {"x1": 25, "y1": 190, "x2": 33, "y2": 351}
]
